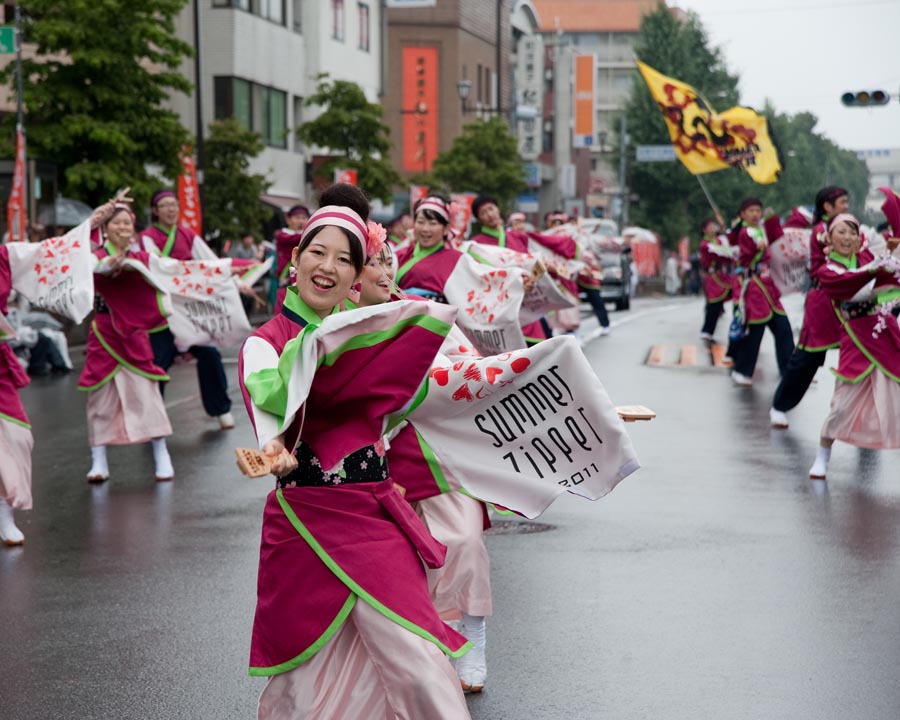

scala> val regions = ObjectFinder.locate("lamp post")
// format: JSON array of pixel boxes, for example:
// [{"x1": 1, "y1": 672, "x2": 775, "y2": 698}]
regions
[{"x1": 457, "y1": 79, "x2": 472, "y2": 116}]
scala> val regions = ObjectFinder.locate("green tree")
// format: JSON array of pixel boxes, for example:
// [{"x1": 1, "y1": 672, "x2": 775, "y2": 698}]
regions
[
  {"x1": 626, "y1": 5, "x2": 868, "y2": 245},
  {"x1": 431, "y1": 117, "x2": 526, "y2": 210},
  {"x1": 1, "y1": 0, "x2": 193, "y2": 208},
  {"x1": 296, "y1": 75, "x2": 401, "y2": 203},
  {"x1": 202, "y1": 118, "x2": 271, "y2": 246}
]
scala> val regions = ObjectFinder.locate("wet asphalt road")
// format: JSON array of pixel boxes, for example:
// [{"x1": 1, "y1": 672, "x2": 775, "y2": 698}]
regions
[{"x1": 3, "y1": 294, "x2": 900, "y2": 720}]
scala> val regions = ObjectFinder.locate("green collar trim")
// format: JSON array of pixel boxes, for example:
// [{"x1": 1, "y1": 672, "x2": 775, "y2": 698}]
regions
[
  {"x1": 396, "y1": 241, "x2": 444, "y2": 283},
  {"x1": 282, "y1": 286, "x2": 336, "y2": 327},
  {"x1": 480, "y1": 225, "x2": 506, "y2": 247},
  {"x1": 828, "y1": 252, "x2": 857, "y2": 270},
  {"x1": 155, "y1": 224, "x2": 177, "y2": 257}
]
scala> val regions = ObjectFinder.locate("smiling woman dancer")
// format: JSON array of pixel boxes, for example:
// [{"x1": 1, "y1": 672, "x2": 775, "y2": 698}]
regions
[
  {"x1": 239, "y1": 184, "x2": 472, "y2": 719},
  {"x1": 78, "y1": 202, "x2": 174, "y2": 483},
  {"x1": 809, "y1": 214, "x2": 900, "y2": 479}
]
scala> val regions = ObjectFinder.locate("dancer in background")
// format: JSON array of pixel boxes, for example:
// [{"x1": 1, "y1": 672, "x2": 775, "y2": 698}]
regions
[
  {"x1": 395, "y1": 194, "x2": 464, "y2": 300},
  {"x1": 0, "y1": 247, "x2": 32, "y2": 546},
  {"x1": 730, "y1": 198, "x2": 794, "y2": 387},
  {"x1": 469, "y1": 195, "x2": 580, "y2": 345},
  {"x1": 699, "y1": 217, "x2": 734, "y2": 342},
  {"x1": 79, "y1": 203, "x2": 174, "y2": 483},
  {"x1": 273, "y1": 204, "x2": 310, "y2": 313},
  {"x1": 141, "y1": 189, "x2": 234, "y2": 430},
  {"x1": 364, "y1": 197, "x2": 494, "y2": 693},
  {"x1": 809, "y1": 213, "x2": 900, "y2": 479},
  {"x1": 239, "y1": 184, "x2": 471, "y2": 719},
  {"x1": 770, "y1": 187, "x2": 847, "y2": 428}
]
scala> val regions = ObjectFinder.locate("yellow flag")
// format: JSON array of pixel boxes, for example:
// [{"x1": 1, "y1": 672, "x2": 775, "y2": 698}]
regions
[{"x1": 636, "y1": 60, "x2": 782, "y2": 184}]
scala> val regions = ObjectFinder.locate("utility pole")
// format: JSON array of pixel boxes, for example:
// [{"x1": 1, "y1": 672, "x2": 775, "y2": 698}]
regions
[
  {"x1": 618, "y1": 114, "x2": 628, "y2": 230},
  {"x1": 14, "y1": 3, "x2": 27, "y2": 237},
  {"x1": 192, "y1": 0, "x2": 204, "y2": 177}
]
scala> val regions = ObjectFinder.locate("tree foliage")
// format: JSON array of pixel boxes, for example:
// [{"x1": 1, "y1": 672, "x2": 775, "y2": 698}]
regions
[
  {"x1": 431, "y1": 117, "x2": 526, "y2": 210},
  {"x1": 1, "y1": 0, "x2": 194, "y2": 208},
  {"x1": 626, "y1": 4, "x2": 869, "y2": 246},
  {"x1": 201, "y1": 118, "x2": 271, "y2": 245},
  {"x1": 296, "y1": 75, "x2": 401, "y2": 203}
]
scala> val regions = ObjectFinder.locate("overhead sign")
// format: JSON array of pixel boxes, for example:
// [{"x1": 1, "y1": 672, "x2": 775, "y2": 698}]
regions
[
  {"x1": 573, "y1": 54, "x2": 595, "y2": 149},
  {"x1": 515, "y1": 35, "x2": 543, "y2": 161},
  {"x1": 334, "y1": 168, "x2": 358, "y2": 185},
  {"x1": 635, "y1": 145, "x2": 677, "y2": 163},
  {"x1": 516, "y1": 194, "x2": 539, "y2": 213},
  {"x1": 523, "y1": 162, "x2": 541, "y2": 189}
]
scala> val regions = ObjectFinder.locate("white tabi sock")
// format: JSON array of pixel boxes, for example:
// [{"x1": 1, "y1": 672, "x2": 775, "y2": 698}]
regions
[
  {"x1": 809, "y1": 446, "x2": 831, "y2": 479},
  {"x1": 457, "y1": 613, "x2": 487, "y2": 688},
  {"x1": 0, "y1": 499, "x2": 25, "y2": 545},
  {"x1": 152, "y1": 438, "x2": 174, "y2": 481},
  {"x1": 87, "y1": 446, "x2": 109, "y2": 481}
]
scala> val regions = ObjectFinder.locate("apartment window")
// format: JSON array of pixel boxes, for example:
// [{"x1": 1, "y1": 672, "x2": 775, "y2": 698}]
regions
[
  {"x1": 292, "y1": 0, "x2": 302, "y2": 32},
  {"x1": 358, "y1": 3, "x2": 370, "y2": 52},
  {"x1": 213, "y1": 0, "x2": 285, "y2": 25},
  {"x1": 476, "y1": 64, "x2": 482, "y2": 104},
  {"x1": 214, "y1": 76, "x2": 287, "y2": 149},
  {"x1": 332, "y1": 0, "x2": 345, "y2": 41}
]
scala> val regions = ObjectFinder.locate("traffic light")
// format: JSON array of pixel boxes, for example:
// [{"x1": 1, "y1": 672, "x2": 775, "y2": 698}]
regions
[{"x1": 841, "y1": 90, "x2": 890, "y2": 107}]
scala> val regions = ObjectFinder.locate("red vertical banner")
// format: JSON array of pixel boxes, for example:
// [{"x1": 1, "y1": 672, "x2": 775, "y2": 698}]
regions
[
  {"x1": 402, "y1": 46, "x2": 439, "y2": 173},
  {"x1": 409, "y1": 184, "x2": 428, "y2": 212},
  {"x1": 177, "y1": 146, "x2": 203, "y2": 235},
  {"x1": 6, "y1": 128, "x2": 27, "y2": 242},
  {"x1": 334, "y1": 168, "x2": 358, "y2": 185},
  {"x1": 449, "y1": 192, "x2": 476, "y2": 240}
]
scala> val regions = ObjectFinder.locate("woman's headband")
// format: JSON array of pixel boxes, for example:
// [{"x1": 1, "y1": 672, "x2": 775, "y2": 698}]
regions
[
  {"x1": 415, "y1": 197, "x2": 450, "y2": 223},
  {"x1": 828, "y1": 212, "x2": 859, "y2": 231},
  {"x1": 301, "y1": 205, "x2": 368, "y2": 254}
]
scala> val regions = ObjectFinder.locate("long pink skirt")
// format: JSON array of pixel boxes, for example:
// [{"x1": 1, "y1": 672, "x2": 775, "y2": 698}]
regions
[
  {"x1": 417, "y1": 492, "x2": 492, "y2": 619},
  {"x1": 821, "y1": 370, "x2": 900, "y2": 449},
  {"x1": 0, "y1": 417, "x2": 33, "y2": 510},
  {"x1": 86, "y1": 369, "x2": 172, "y2": 447},
  {"x1": 257, "y1": 598, "x2": 471, "y2": 720}
]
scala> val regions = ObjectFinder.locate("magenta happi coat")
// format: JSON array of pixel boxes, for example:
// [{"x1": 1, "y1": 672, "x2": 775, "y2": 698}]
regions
[
  {"x1": 736, "y1": 217, "x2": 787, "y2": 323},
  {"x1": 274, "y1": 228, "x2": 301, "y2": 282},
  {"x1": 141, "y1": 224, "x2": 203, "y2": 261},
  {"x1": 238, "y1": 289, "x2": 469, "y2": 676},
  {"x1": 699, "y1": 235, "x2": 734, "y2": 303},
  {"x1": 818, "y1": 249, "x2": 900, "y2": 383},
  {"x1": 794, "y1": 220, "x2": 843, "y2": 351},
  {"x1": 0, "y1": 246, "x2": 31, "y2": 427},
  {"x1": 470, "y1": 227, "x2": 579, "y2": 342},
  {"x1": 394, "y1": 243, "x2": 463, "y2": 296},
  {"x1": 77, "y1": 246, "x2": 169, "y2": 391}
]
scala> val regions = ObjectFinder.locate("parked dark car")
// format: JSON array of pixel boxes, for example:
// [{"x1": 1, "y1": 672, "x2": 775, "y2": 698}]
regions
[{"x1": 597, "y1": 250, "x2": 632, "y2": 310}]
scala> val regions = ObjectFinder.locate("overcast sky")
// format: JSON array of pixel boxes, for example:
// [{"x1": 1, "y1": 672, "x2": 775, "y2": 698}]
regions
[{"x1": 672, "y1": 0, "x2": 900, "y2": 151}]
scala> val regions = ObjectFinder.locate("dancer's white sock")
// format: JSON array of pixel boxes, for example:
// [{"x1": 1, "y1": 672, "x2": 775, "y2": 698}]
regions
[
  {"x1": 152, "y1": 438, "x2": 174, "y2": 480},
  {"x1": 87, "y1": 446, "x2": 109, "y2": 480},
  {"x1": 0, "y1": 499, "x2": 24, "y2": 545},
  {"x1": 457, "y1": 613, "x2": 487, "y2": 687},
  {"x1": 809, "y1": 445, "x2": 831, "y2": 479}
]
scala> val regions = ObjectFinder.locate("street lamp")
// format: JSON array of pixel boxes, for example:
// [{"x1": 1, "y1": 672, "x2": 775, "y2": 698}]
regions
[{"x1": 457, "y1": 79, "x2": 472, "y2": 115}]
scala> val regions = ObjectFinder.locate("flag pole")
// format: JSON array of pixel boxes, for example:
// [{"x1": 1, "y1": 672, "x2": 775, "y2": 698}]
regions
[{"x1": 694, "y1": 174, "x2": 720, "y2": 217}]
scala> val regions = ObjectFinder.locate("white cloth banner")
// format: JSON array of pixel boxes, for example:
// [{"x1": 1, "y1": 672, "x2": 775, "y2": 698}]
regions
[
  {"x1": 460, "y1": 241, "x2": 577, "y2": 324},
  {"x1": 408, "y1": 335, "x2": 640, "y2": 518},
  {"x1": 148, "y1": 255, "x2": 251, "y2": 351},
  {"x1": 769, "y1": 228, "x2": 810, "y2": 296},
  {"x1": 5, "y1": 220, "x2": 94, "y2": 322},
  {"x1": 442, "y1": 252, "x2": 527, "y2": 355}
]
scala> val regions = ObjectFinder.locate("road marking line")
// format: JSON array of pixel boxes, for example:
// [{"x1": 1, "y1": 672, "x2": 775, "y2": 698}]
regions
[
  {"x1": 679, "y1": 345, "x2": 697, "y2": 366},
  {"x1": 646, "y1": 345, "x2": 667, "y2": 366}
]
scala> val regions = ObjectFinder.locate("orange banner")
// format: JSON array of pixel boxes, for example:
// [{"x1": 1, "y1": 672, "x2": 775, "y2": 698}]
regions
[
  {"x1": 6, "y1": 128, "x2": 26, "y2": 242},
  {"x1": 573, "y1": 55, "x2": 595, "y2": 148},
  {"x1": 402, "y1": 46, "x2": 439, "y2": 172},
  {"x1": 177, "y1": 147, "x2": 202, "y2": 235}
]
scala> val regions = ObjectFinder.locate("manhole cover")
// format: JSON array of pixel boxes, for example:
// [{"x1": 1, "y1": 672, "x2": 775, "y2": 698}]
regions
[{"x1": 486, "y1": 520, "x2": 555, "y2": 535}]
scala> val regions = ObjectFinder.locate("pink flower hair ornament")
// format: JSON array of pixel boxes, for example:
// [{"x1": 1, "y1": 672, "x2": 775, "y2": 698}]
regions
[{"x1": 366, "y1": 221, "x2": 387, "y2": 257}]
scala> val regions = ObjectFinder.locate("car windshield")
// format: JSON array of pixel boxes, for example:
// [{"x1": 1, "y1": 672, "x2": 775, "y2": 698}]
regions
[{"x1": 599, "y1": 253, "x2": 622, "y2": 266}]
